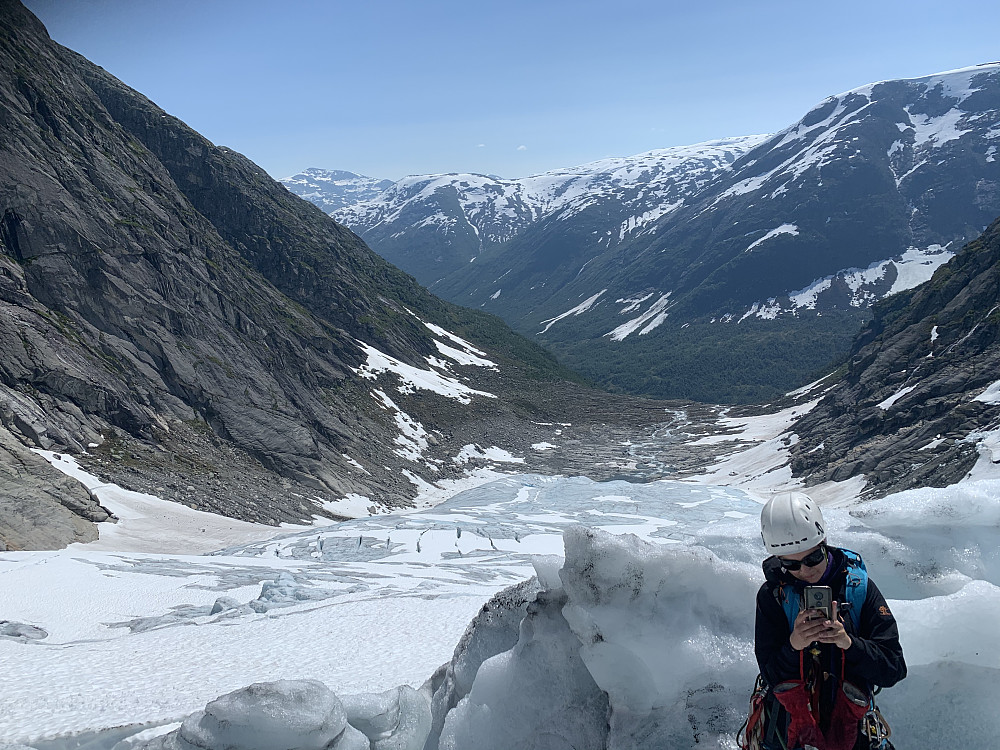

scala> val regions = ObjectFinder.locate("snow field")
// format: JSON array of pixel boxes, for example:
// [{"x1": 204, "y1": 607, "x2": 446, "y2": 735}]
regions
[{"x1": 0, "y1": 476, "x2": 755, "y2": 743}]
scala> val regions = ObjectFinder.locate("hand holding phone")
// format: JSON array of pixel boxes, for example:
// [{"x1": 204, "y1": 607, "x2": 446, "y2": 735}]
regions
[
  {"x1": 804, "y1": 585, "x2": 833, "y2": 621},
  {"x1": 790, "y1": 590, "x2": 853, "y2": 651}
]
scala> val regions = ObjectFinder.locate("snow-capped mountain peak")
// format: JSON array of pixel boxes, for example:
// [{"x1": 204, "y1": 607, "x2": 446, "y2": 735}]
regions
[
  {"x1": 297, "y1": 135, "x2": 769, "y2": 285},
  {"x1": 341, "y1": 135, "x2": 772, "y2": 242},
  {"x1": 280, "y1": 168, "x2": 394, "y2": 214}
]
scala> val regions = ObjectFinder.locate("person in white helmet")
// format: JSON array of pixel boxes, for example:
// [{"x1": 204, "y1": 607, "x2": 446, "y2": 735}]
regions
[{"x1": 752, "y1": 492, "x2": 905, "y2": 750}]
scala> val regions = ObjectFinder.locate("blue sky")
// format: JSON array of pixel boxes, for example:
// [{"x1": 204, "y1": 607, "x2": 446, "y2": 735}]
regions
[{"x1": 24, "y1": 0, "x2": 1000, "y2": 181}]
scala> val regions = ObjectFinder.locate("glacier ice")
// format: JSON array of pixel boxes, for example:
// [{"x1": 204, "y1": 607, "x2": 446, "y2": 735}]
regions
[
  {"x1": 95, "y1": 508, "x2": 1000, "y2": 750},
  {"x1": 136, "y1": 680, "x2": 367, "y2": 750},
  {"x1": 424, "y1": 577, "x2": 542, "y2": 750},
  {"x1": 438, "y1": 585, "x2": 608, "y2": 750},
  {"x1": 7, "y1": 472, "x2": 1000, "y2": 749},
  {"x1": 341, "y1": 685, "x2": 430, "y2": 750}
]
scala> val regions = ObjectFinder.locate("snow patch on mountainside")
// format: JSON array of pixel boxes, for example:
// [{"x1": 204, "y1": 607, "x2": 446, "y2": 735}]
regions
[
  {"x1": 739, "y1": 243, "x2": 955, "y2": 321},
  {"x1": 908, "y1": 107, "x2": 967, "y2": 150},
  {"x1": 617, "y1": 200, "x2": 684, "y2": 240},
  {"x1": 453, "y1": 445, "x2": 525, "y2": 465},
  {"x1": 539, "y1": 290, "x2": 607, "y2": 334},
  {"x1": 414, "y1": 319, "x2": 499, "y2": 370},
  {"x1": 354, "y1": 342, "x2": 496, "y2": 404},
  {"x1": 422, "y1": 322, "x2": 491, "y2": 357},
  {"x1": 745, "y1": 223, "x2": 799, "y2": 252},
  {"x1": 616, "y1": 293, "x2": 656, "y2": 314},
  {"x1": 606, "y1": 293, "x2": 672, "y2": 341},
  {"x1": 371, "y1": 389, "x2": 438, "y2": 468},
  {"x1": 431, "y1": 340, "x2": 498, "y2": 369},
  {"x1": 878, "y1": 385, "x2": 918, "y2": 410},
  {"x1": 889, "y1": 244, "x2": 954, "y2": 293}
]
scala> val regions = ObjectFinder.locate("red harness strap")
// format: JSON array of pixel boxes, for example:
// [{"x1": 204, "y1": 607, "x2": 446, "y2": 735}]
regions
[
  {"x1": 774, "y1": 650, "x2": 870, "y2": 750},
  {"x1": 773, "y1": 651, "x2": 825, "y2": 749}
]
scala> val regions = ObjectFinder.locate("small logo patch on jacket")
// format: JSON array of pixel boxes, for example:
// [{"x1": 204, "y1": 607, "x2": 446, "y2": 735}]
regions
[{"x1": 879, "y1": 605, "x2": 891, "y2": 616}]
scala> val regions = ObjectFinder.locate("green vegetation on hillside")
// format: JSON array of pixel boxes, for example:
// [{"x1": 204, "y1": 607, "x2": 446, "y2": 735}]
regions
[{"x1": 548, "y1": 311, "x2": 869, "y2": 404}]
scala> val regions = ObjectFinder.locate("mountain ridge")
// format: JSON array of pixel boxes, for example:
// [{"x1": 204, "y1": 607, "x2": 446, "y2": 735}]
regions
[
  {"x1": 789, "y1": 215, "x2": 1000, "y2": 497},
  {"x1": 292, "y1": 62, "x2": 1000, "y2": 402},
  {"x1": 280, "y1": 167, "x2": 394, "y2": 214},
  {"x1": 283, "y1": 136, "x2": 769, "y2": 286}
]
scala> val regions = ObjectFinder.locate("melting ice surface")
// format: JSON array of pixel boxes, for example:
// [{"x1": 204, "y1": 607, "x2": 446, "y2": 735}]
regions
[{"x1": 1, "y1": 469, "x2": 999, "y2": 749}]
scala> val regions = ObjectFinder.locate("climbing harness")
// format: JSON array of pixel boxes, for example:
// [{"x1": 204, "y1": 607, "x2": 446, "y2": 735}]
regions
[
  {"x1": 736, "y1": 674, "x2": 769, "y2": 750},
  {"x1": 860, "y1": 695, "x2": 895, "y2": 750}
]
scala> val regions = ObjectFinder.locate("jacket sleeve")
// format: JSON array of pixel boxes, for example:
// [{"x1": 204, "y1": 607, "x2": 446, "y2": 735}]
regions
[
  {"x1": 754, "y1": 584, "x2": 801, "y2": 687},
  {"x1": 843, "y1": 578, "x2": 907, "y2": 687}
]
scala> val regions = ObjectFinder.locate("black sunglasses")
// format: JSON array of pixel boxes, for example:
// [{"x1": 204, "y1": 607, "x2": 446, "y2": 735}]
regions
[{"x1": 778, "y1": 544, "x2": 827, "y2": 571}]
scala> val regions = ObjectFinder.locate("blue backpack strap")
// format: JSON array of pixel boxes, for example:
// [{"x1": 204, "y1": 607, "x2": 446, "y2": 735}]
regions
[
  {"x1": 775, "y1": 548, "x2": 868, "y2": 633},
  {"x1": 777, "y1": 581, "x2": 800, "y2": 629},
  {"x1": 839, "y1": 548, "x2": 867, "y2": 633}
]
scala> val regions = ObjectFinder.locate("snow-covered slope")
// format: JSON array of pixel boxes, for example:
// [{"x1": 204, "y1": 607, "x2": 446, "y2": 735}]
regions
[
  {"x1": 435, "y1": 63, "x2": 1000, "y2": 401},
  {"x1": 684, "y1": 63, "x2": 1000, "y2": 317}
]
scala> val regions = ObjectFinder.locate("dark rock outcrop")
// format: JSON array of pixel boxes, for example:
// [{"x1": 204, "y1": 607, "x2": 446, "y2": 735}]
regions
[
  {"x1": 0, "y1": 419, "x2": 105, "y2": 550},
  {"x1": 791, "y1": 217, "x2": 1000, "y2": 496}
]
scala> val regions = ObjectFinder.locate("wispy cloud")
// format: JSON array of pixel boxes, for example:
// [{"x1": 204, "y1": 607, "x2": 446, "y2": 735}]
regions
[
  {"x1": 476, "y1": 143, "x2": 486, "y2": 148},
  {"x1": 516, "y1": 145, "x2": 528, "y2": 151}
]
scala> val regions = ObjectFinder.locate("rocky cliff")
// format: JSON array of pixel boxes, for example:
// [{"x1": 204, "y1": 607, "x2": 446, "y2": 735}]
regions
[
  {"x1": 790, "y1": 216, "x2": 1000, "y2": 496},
  {"x1": 0, "y1": 0, "x2": 679, "y2": 550}
]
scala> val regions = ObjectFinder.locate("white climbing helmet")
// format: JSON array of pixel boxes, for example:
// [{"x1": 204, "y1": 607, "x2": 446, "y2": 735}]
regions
[{"x1": 760, "y1": 491, "x2": 826, "y2": 555}]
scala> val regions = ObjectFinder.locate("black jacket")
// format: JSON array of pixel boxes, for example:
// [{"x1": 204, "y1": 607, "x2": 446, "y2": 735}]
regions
[
  {"x1": 754, "y1": 548, "x2": 906, "y2": 749},
  {"x1": 755, "y1": 546, "x2": 907, "y2": 693}
]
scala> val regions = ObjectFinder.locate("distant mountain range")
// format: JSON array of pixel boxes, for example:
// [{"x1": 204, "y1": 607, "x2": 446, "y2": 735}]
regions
[
  {"x1": 293, "y1": 137, "x2": 768, "y2": 285},
  {"x1": 285, "y1": 63, "x2": 1000, "y2": 402}
]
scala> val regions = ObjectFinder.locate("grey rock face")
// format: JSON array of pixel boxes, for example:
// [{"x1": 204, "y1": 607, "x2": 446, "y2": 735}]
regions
[
  {"x1": 0, "y1": 1, "x2": 472, "y2": 541},
  {"x1": 0, "y1": 416, "x2": 106, "y2": 550},
  {"x1": 791, "y1": 217, "x2": 1000, "y2": 496},
  {"x1": 0, "y1": 1, "x2": 696, "y2": 549}
]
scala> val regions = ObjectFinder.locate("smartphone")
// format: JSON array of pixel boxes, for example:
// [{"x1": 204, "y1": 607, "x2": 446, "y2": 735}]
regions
[{"x1": 803, "y1": 585, "x2": 833, "y2": 621}]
